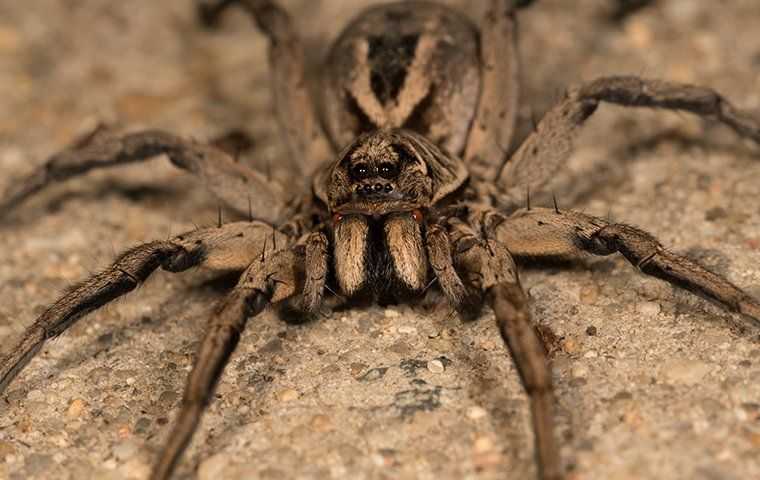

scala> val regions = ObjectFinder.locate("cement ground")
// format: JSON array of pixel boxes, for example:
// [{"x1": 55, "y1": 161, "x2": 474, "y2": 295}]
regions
[{"x1": 1, "y1": 1, "x2": 759, "y2": 479}]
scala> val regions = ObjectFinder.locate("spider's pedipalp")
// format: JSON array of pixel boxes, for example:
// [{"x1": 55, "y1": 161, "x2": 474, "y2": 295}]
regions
[
  {"x1": 425, "y1": 223, "x2": 466, "y2": 306},
  {"x1": 0, "y1": 221, "x2": 284, "y2": 397},
  {"x1": 0, "y1": 128, "x2": 291, "y2": 224},
  {"x1": 497, "y1": 75, "x2": 760, "y2": 202},
  {"x1": 498, "y1": 207, "x2": 760, "y2": 324},
  {"x1": 301, "y1": 231, "x2": 329, "y2": 313}
]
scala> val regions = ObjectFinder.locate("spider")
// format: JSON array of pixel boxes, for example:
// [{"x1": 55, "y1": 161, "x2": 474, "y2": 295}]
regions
[{"x1": 1, "y1": 0, "x2": 760, "y2": 479}]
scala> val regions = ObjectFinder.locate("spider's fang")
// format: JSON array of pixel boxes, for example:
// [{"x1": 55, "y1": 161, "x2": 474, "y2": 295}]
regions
[
  {"x1": 411, "y1": 209, "x2": 424, "y2": 224},
  {"x1": 324, "y1": 283, "x2": 347, "y2": 303},
  {"x1": 421, "y1": 276, "x2": 438, "y2": 294},
  {"x1": 332, "y1": 213, "x2": 344, "y2": 224}
]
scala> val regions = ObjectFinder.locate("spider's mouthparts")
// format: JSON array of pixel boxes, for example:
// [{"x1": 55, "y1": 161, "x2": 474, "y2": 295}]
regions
[
  {"x1": 332, "y1": 198, "x2": 426, "y2": 221},
  {"x1": 350, "y1": 188, "x2": 405, "y2": 203}
]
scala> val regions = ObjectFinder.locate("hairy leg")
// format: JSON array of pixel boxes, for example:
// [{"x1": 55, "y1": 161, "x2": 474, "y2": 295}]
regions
[
  {"x1": 495, "y1": 207, "x2": 760, "y2": 323},
  {"x1": 450, "y1": 217, "x2": 562, "y2": 480},
  {"x1": 425, "y1": 223, "x2": 466, "y2": 306},
  {"x1": 0, "y1": 221, "x2": 286, "y2": 395},
  {"x1": 198, "y1": 0, "x2": 333, "y2": 177},
  {"x1": 0, "y1": 127, "x2": 291, "y2": 224},
  {"x1": 497, "y1": 76, "x2": 760, "y2": 200},
  {"x1": 300, "y1": 231, "x2": 328, "y2": 313},
  {"x1": 151, "y1": 246, "x2": 302, "y2": 480},
  {"x1": 489, "y1": 282, "x2": 560, "y2": 480},
  {"x1": 463, "y1": 0, "x2": 530, "y2": 180}
]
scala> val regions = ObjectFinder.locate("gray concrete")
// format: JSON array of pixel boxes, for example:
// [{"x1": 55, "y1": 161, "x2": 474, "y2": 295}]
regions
[{"x1": 1, "y1": 1, "x2": 759, "y2": 479}]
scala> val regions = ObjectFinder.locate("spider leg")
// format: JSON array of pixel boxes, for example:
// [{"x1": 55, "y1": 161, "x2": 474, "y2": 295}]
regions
[
  {"x1": 0, "y1": 128, "x2": 290, "y2": 224},
  {"x1": 490, "y1": 282, "x2": 560, "y2": 480},
  {"x1": 495, "y1": 207, "x2": 760, "y2": 323},
  {"x1": 464, "y1": 0, "x2": 532, "y2": 180},
  {"x1": 449, "y1": 218, "x2": 561, "y2": 480},
  {"x1": 0, "y1": 221, "x2": 286, "y2": 395},
  {"x1": 197, "y1": 0, "x2": 333, "y2": 177},
  {"x1": 301, "y1": 231, "x2": 328, "y2": 313},
  {"x1": 496, "y1": 76, "x2": 760, "y2": 200},
  {"x1": 426, "y1": 223, "x2": 467, "y2": 306},
  {"x1": 151, "y1": 246, "x2": 303, "y2": 480}
]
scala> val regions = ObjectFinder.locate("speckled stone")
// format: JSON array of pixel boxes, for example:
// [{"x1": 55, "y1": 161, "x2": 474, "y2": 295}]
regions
[{"x1": 427, "y1": 359, "x2": 445, "y2": 373}]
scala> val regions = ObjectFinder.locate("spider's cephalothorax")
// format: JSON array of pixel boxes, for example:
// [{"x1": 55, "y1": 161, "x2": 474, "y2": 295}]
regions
[
  {"x1": 2, "y1": 1, "x2": 760, "y2": 480},
  {"x1": 320, "y1": 129, "x2": 467, "y2": 298}
]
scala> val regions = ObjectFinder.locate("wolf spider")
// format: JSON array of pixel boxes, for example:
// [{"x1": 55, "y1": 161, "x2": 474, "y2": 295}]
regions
[{"x1": 1, "y1": 1, "x2": 760, "y2": 479}]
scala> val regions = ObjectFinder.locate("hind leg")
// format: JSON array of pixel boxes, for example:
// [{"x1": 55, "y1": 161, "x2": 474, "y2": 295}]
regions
[
  {"x1": 496, "y1": 76, "x2": 760, "y2": 201},
  {"x1": 0, "y1": 127, "x2": 291, "y2": 224}
]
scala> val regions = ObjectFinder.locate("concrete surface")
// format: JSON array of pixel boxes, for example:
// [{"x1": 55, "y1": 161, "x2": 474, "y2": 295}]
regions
[{"x1": 1, "y1": 1, "x2": 760, "y2": 479}]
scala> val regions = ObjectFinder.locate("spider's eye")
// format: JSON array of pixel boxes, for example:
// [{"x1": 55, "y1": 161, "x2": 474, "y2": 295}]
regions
[
  {"x1": 378, "y1": 162, "x2": 399, "y2": 179},
  {"x1": 350, "y1": 162, "x2": 370, "y2": 180}
]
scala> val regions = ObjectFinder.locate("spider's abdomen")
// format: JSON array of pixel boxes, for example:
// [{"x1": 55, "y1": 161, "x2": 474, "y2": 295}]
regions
[{"x1": 321, "y1": 1, "x2": 481, "y2": 156}]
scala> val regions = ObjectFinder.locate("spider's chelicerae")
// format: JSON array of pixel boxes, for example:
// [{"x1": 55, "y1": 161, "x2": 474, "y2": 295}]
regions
[{"x1": 2, "y1": 1, "x2": 760, "y2": 479}]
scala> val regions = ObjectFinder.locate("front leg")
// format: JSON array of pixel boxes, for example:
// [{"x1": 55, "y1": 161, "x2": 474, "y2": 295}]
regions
[
  {"x1": 152, "y1": 246, "x2": 304, "y2": 480},
  {"x1": 450, "y1": 218, "x2": 562, "y2": 480},
  {"x1": 496, "y1": 207, "x2": 760, "y2": 323},
  {"x1": 0, "y1": 221, "x2": 287, "y2": 396},
  {"x1": 490, "y1": 282, "x2": 561, "y2": 480}
]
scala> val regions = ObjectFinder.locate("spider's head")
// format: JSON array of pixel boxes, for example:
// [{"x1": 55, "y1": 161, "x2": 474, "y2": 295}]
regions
[
  {"x1": 313, "y1": 129, "x2": 469, "y2": 298},
  {"x1": 329, "y1": 131, "x2": 429, "y2": 216},
  {"x1": 318, "y1": 129, "x2": 467, "y2": 218}
]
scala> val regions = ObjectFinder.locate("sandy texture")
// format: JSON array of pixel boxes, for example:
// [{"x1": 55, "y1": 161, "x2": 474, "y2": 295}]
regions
[{"x1": 1, "y1": 1, "x2": 760, "y2": 479}]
